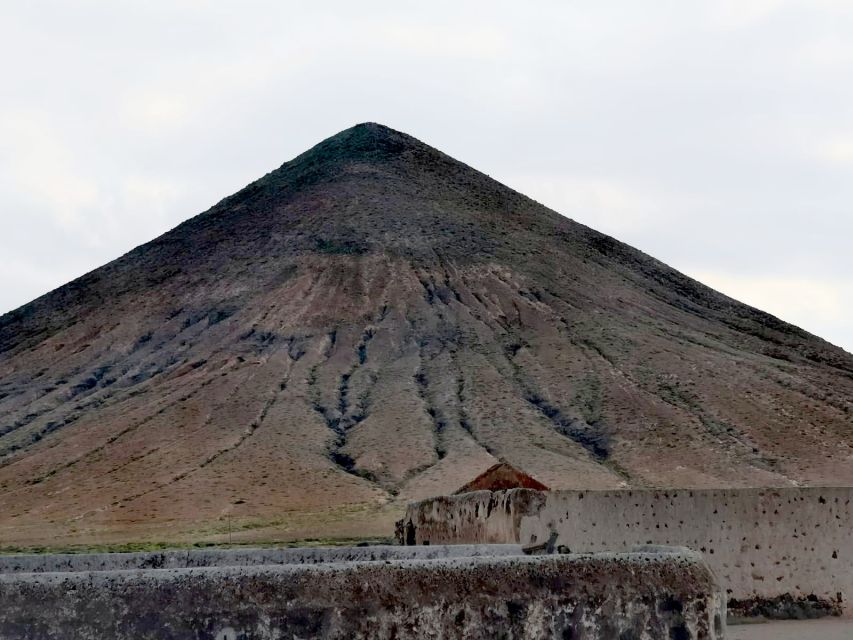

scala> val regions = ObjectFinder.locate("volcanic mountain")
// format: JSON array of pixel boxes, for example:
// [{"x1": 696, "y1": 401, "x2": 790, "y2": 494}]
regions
[{"x1": 1, "y1": 123, "x2": 851, "y2": 547}]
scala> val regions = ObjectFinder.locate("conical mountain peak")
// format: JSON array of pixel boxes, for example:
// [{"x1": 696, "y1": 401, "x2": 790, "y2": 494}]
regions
[
  {"x1": 282, "y1": 122, "x2": 432, "y2": 172},
  {"x1": 178, "y1": 122, "x2": 529, "y2": 263},
  {"x1": 0, "y1": 125, "x2": 851, "y2": 548}
]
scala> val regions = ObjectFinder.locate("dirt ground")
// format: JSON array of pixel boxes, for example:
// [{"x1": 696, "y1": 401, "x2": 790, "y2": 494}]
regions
[{"x1": 730, "y1": 618, "x2": 853, "y2": 639}]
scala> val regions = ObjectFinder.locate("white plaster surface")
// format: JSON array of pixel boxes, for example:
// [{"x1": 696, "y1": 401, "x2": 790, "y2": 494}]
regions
[
  {"x1": 730, "y1": 619, "x2": 853, "y2": 639},
  {"x1": 404, "y1": 487, "x2": 853, "y2": 611}
]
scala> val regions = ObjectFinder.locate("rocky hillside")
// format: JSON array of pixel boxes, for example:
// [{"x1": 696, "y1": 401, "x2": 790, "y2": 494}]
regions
[{"x1": 1, "y1": 123, "x2": 851, "y2": 546}]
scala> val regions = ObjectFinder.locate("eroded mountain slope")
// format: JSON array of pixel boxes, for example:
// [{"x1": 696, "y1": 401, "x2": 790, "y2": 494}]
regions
[{"x1": 0, "y1": 123, "x2": 851, "y2": 546}]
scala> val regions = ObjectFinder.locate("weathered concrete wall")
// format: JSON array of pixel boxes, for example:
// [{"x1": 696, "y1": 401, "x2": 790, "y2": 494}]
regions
[
  {"x1": 0, "y1": 543, "x2": 523, "y2": 573},
  {"x1": 400, "y1": 487, "x2": 852, "y2": 617},
  {"x1": 0, "y1": 547, "x2": 724, "y2": 639}
]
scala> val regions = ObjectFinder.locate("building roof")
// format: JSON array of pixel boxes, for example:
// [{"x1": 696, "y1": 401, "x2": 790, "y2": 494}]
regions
[{"x1": 454, "y1": 462, "x2": 550, "y2": 494}]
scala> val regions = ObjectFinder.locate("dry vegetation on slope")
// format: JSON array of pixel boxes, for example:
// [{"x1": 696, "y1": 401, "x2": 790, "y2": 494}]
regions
[{"x1": 0, "y1": 123, "x2": 851, "y2": 547}]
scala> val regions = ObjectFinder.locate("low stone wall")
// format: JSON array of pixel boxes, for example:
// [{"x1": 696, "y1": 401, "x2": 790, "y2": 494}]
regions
[
  {"x1": 399, "y1": 487, "x2": 852, "y2": 618},
  {"x1": 0, "y1": 543, "x2": 523, "y2": 573},
  {"x1": 0, "y1": 546, "x2": 724, "y2": 639}
]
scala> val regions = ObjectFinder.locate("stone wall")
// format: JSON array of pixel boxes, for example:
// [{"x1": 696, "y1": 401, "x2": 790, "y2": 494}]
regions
[
  {"x1": 399, "y1": 487, "x2": 852, "y2": 617},
  {"x1": 0, "y1": 546, "x2": 724, "y2": 639},
  {"x1": 0, "y1": 544, "x2": 523, "y2": 574}
]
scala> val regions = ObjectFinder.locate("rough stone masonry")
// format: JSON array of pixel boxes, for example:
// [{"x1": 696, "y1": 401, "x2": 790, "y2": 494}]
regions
[
  {"x1": 0, "y1": 545, "x2": 725, "y2": 639},
  {"x1": 399, "y1": 487, "x2": 853, "y2": 619}
]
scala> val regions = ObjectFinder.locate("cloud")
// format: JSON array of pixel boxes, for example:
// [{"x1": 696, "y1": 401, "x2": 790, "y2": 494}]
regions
[
  {"x1": 0, "y1": 113, "x2": 100, "y2": 231},
  {"x1": 688, "y1": 270, "x2": 852, "y2": 351},
  {"x1": 0, "y1": 254, "x2": 88, "y2": 312},
  {"x1": 703, "y1": 0, "x2": 851, "y2": 30},
  {"x1": 375, "y1": 23, "x2": 508, "y2": 59},
  {"x1": 122, "y1": 92, "x2": 192, "y2": 131},
  {"x1": 507, "y1": 175, "x2": 682, "y2": 235},
  {"x1": 795, "y1": 35, "x2": 853, "y2": 68},
  {"x1": 706, "y1": 0, "x2": 789, "y2": 29},
  {"x1": 816, "y1": 136, "x2": 853, "y2": 166}
]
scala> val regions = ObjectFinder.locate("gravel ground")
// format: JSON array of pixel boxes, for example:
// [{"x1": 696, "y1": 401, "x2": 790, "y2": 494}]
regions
[{"x1": 730, "y1": 618, "x2": 853, "y2": 639}]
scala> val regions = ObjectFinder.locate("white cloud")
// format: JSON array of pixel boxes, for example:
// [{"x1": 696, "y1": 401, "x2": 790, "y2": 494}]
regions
[
  {"x1": 375, "y1": 23, "x2": 507, "y2": 59},
  {"x1": 118, "y1": 52, "x2": 297, "y2": 135},
  {"x1": 508, "y1": 175, "x2": 681, "y2": 235},
  {"x1": 0, "y1": 114, "x2": 100, "y2": 230},
  {"x1": 816, "y1": 136, "x2": 853, "y2": 166},
  {"x1": 122, "y1": 92, "x2": 192, "y2": 131},
  {"x1": 704, "y1": 0, "x2": 789, "y2": 29},
  {"x1": 795, "y1": 36, "x2": 853, "y2": 68},
  {"x1": 0, "y1": 256, "x2": 85, "y2": 311},
  {"x1": 704, "y1": 0, "x2": 851, "y2": 30},
  {"x1": 688, "y1": 270, "x2": 852, "y2": 351},
  {"x1": 691, "y1": 272, "x2": 845, "y2": 321}
]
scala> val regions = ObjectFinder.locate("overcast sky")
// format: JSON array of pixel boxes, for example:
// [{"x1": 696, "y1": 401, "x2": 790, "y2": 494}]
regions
[{"x1": 1, "y1": 1, "x2": 850, "y2": 352}]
